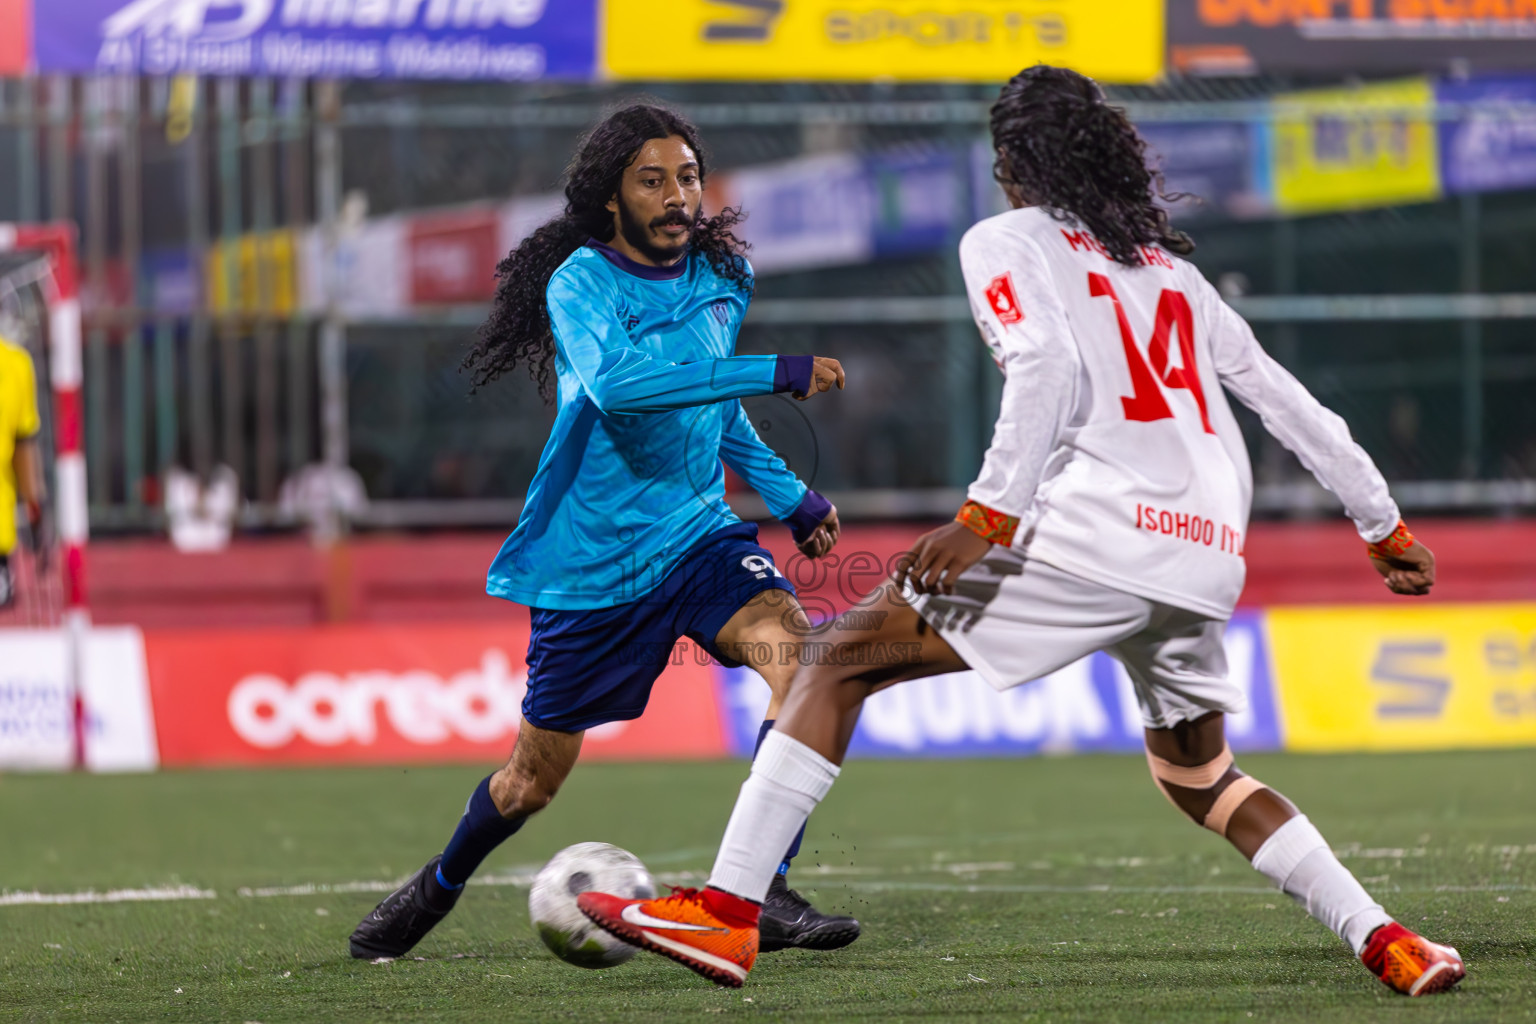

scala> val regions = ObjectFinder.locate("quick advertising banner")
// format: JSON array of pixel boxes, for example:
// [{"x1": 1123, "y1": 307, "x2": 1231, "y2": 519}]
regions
[
  {"x1": 1437, "y1": 75, "x2": 1536, "y2": 195},
  {"x1": 141, "y1": 624, "x2": 729, "y2": 766},
  {"x1": 33, "y1": 0, "x2": 596, "y2": 80},
  {"x1": 1269, "y1": 604, "x2": 1536, "y2": 752},
  {"x1": 715, "y1": 613, "x2": 1284, "y2": 758},
  {"x1": 1168, "y1": 0, "x2": 1536, "y2": 75},
  {"x1": 1271, "y1": 78, "x2": 1442, "y2": 215},
  {"x1": 605, "y1": 0, "x2": 1164, "y2": 84}
]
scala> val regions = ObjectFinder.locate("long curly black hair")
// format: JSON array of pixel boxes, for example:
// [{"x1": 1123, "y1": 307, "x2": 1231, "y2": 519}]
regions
[
  {"x1": 990, "y1": 65, "x2": 1193, "y2": 268},
  {"x1": 463, "y1": 103, "x2": 752, "y2": 397}
]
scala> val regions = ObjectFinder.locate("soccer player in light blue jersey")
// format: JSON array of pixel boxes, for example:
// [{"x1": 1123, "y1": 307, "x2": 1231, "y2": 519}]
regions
[{"x1": 351, "y1": 104, "x2": 859, "y2": 960}]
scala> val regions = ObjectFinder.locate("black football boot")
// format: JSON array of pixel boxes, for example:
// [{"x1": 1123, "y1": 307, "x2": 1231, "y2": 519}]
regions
[
  {"x1": 349, "y1": 855, "x2": 461, "y2": 959},
  {"x1": 757, "y1": 873, "x2": 861, "y2": 952}
]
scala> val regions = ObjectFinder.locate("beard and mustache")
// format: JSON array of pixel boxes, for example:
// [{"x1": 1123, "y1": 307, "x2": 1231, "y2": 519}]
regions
[{"x1": 616, "y1": 199, "x2": 701, "y2": 264}]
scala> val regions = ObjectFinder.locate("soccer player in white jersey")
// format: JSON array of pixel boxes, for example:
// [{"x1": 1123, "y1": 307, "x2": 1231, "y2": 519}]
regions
[{"x1": 578, "y1": 66, "x2": 1464, "y2": 998}]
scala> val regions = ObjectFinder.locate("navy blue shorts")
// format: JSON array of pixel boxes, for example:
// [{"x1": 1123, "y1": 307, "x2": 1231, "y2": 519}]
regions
[{"x1": 521, "y1": 523, "x2": 795, "y2": 733}]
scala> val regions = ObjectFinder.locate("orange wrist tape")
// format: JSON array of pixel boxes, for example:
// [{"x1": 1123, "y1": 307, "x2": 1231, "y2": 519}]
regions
[
  {"x1": 1366, "y1": 520, "x2": 1414, "y2": 560},
  {"x1": 955, "y1": 500, "x2": 1020, "y2": 546}
]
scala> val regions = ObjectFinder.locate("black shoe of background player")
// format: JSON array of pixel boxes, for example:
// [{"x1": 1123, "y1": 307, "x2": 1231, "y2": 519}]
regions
[
  {"x1": 757, "y1": 873, "x2": 861, "y2": 952},
  {"x1": 349, "y1": 855, "x2": 460, "y2": 959}
]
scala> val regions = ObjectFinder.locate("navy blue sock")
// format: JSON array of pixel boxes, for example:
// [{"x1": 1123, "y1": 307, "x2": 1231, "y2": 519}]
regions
[
  {"x1": 436, "y1": 775, "x2": 526, "y2": 890},
  {"x1": 754, "y1": 719, "x2": 807, "y2": 876}
]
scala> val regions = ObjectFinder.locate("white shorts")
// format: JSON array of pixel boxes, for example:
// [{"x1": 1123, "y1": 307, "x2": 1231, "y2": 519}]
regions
[{"x1": 913, "y1": 550, "x2": 1245, "y2": 730}]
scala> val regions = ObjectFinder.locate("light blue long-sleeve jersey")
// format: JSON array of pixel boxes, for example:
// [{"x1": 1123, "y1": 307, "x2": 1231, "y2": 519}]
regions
[{"x1": 486, "y1": 241, "x2": 816, "y2": 610}]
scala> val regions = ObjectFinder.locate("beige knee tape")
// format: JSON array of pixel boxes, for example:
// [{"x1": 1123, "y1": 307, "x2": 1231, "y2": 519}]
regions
[
  {"x1": 1147, "y1": 744, "x2": 1233, "y2": 790},
  {"x1": 1146, "y1": 743, "x2": 1265, "y2": 836},
  {"x1": 1203, "y1": 775, "x2": 1266, "y2": 836}
]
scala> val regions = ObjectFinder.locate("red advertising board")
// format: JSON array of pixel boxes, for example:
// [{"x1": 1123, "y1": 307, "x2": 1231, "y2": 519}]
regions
[
  {"x1": 0, "y1": 0, "x2": 29, "y2": 75},
  {"x1": 143, "y1": 621, "x2": 728, "y2": 767},
  {"x1": 407, "y1": 210, "x2": 499, "y2": 305}
]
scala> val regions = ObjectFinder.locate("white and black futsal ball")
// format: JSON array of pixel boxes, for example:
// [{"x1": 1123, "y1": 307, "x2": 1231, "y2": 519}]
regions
[{"x1": 528, "y1": 842, "x2": 656, "y2": 968}]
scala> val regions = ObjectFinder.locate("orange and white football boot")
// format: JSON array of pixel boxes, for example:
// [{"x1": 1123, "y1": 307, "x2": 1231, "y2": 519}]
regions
[
  {"x1": 578, "y1": 885, "x2": 759, "y2": 988},
  {"x1": 1360, "y1": 922, "x2": 1466, "y2": 996}
]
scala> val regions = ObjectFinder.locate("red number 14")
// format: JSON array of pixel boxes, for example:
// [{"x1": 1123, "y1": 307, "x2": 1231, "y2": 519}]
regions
[{"x1": 1088, "y1": 272, "x2": 1213, "y2": 434}]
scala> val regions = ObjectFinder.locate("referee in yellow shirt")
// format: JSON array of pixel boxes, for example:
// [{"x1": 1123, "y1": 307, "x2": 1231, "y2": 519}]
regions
[{"x1": 0, "y1": 332, "x2": 46, "y2": 608}]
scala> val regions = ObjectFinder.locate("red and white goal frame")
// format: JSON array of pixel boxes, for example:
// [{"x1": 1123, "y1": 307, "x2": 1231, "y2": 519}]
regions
[{"x1": 0, "y1": 222, "x2": 90, "y2": 767}]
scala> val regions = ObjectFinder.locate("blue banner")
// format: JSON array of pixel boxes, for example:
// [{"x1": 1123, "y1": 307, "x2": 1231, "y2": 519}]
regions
[
  {"x1": 34, "y1": 0, "x2": 596, "y2": 80},
  {"x1": 714, "y1": 612, "x2": 1281, "y2": 758},
  {"x1": 1436, "y1": 76, "x2": 1536, "y2": 196},
  {"x1": 869, "y1": 148, "x2": 963, "y2": 259},
  {"x1": 1138, "y1": 121, "x2": 1272, "y2": 221}
]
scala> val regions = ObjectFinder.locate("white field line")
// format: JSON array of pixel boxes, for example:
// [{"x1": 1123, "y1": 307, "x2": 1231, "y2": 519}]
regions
[
  {"x1": 6, "y1": 873, "x2": 1533, "y2": 909},
  {"x1": 0, "y1": 884, "x2": 216, "y2": 907}
]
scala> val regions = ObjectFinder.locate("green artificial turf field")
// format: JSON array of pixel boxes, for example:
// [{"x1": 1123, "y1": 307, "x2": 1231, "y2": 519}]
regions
[{"x1": 1, "y1": 750, "x2": 1532, "y2": 1023}]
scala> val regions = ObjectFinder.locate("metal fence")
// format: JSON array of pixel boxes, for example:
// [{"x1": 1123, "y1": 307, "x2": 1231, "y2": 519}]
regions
[{"x1": 0, "y1": 76, "x2": 1532, "y2": 534}]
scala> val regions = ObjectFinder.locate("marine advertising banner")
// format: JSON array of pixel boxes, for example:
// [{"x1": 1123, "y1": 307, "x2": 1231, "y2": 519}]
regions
[
  {"x1": 1437, "y1": 75, "x2": 1536, "y2": 195},
  {"x1": 33, "y1": 0, "x2": 596, "y2": 80},
  {"x1": 1270, "y1": 78, "x2": 1442, "y2": 215},
  {"x1": 605, "y1": 0, "x2": 1164, "y2": 84},
  {"x1": 1168, "y1": 0, "x2": 1536, "y2": 75},
  {"x1": 1268, "y1": 604, "x2": 1536, "y2": 752}
]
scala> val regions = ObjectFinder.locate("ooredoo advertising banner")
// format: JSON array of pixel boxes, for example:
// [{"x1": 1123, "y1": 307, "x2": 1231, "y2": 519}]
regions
[
  {"x1": 142, "y1": 624, "x2": 728, "y2": 766},
  {"x1": 1168, "y1": 0, "x2": 1536, "y2": 75},
  {"x1": 33, "y1": 0, "x2": 596, "y2": 79},
  {"x1": 605, "y1": 0, "x2": 1164, "y2": 84}
]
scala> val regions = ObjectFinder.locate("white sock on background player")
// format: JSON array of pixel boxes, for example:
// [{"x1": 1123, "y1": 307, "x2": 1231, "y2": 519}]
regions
[
  {"x1": 1249, "y1": 814, "x2": 1393, "y2": 954},
  {"x1": 709, "y1": 731, "x2": 839, "y2": 903}
]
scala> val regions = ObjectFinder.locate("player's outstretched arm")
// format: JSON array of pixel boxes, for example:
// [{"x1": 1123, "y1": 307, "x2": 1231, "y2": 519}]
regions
[
  {"x1": 1205, "y1": 292, "x2": 1424, "y2": 591},
  {"x1": 549, "y1": 266, "x2": 843, "y2": 415},
  {"x1": 718, "y1": 400, "x2": 840, "y2": 559}
]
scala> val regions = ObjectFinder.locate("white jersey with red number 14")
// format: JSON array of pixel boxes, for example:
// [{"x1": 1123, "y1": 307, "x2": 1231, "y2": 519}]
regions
[{"x1": 958, "y1": 206, "x2": 1400, "y2": 619}]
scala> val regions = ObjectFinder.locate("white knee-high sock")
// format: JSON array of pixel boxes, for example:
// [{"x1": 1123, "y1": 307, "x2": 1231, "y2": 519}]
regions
[
  {"x1": 1249, "y1": 814, "x2": 1394, "y2": 955},
  {"x1": 708, "y1": 731, "x2": 839, "y2": 903}
]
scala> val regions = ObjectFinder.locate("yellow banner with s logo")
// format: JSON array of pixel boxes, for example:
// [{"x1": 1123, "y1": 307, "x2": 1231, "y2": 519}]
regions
[
  {"x1": 604, "y1": 0, "x2": 1164, "y2": 84},
  {"x1": 1269, "y1": 604, "x2": 1536, "y2": 752}
]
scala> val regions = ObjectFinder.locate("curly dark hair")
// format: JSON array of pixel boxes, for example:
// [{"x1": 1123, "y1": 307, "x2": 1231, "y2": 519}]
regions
[
  {"x1": 463, "y1": 103, "x2": 752, "y2": 397},
  {"x1": 990, "y1": 65, "x2": 1193, "y2": 268}
]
